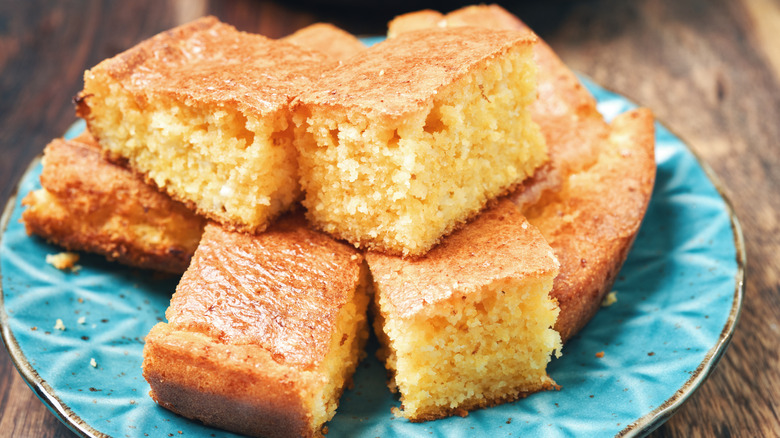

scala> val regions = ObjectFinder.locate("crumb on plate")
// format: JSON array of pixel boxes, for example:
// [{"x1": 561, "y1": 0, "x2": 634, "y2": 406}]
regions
[
  {"x1": 54, "y1": 318, "x2": 66, "y2": 331},
  {"x1": 601, "y1": 291, "x2": 618, "y2": 307},
  {"x1": 46, "y1": 252, "x2": 80, "y2": 271}
]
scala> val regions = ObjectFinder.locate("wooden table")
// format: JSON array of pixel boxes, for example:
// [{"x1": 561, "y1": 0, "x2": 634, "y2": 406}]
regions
[{"x1": 1, "y1": 1, "x2": 777, "y2": 436}]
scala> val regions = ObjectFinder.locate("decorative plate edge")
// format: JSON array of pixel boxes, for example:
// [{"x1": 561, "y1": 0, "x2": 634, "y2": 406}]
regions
[
  {"x1": 605, "y1": 98, "x2": 748, "y2": 438},
  {"x1": 0, "y1": 155, "x2": 107, "y2": 438}
]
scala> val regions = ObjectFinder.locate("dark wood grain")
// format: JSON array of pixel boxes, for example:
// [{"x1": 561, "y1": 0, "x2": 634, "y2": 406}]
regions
[{"x1": 1, "y1": 1, "x2": 777, "y2": 437}]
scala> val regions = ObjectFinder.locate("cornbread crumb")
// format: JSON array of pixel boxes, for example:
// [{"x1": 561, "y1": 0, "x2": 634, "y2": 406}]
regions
[
  {"x1": 602, "y1": 291, "x2": 618, "y2": 307},
  {"x1": 54, "y1": 319, "x2": 66, "y2": 331},
  {"x1": 294, "y1": 27, "x2": 546, "y2": 256},
  {"x1": 90, "y1": 358, "x2": 97, "y2": 368},
  {"x1": 46, "y1": 252, "x2": 79, "y2": 271}
]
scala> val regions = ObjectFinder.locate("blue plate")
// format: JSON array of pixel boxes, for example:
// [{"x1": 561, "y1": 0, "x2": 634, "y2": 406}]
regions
[{"x1": 0, "y1": 78, "x2": 744, "y2": 437}]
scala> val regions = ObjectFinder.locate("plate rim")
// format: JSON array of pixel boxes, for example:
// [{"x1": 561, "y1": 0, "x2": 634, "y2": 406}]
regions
[
  {"x1": 574, "y1": 74, "x2": 747, "y2": 437},
  {"x1": 616, "y1": 144, "x2": 746, "y2": 437},
  {"x1": 0, "y1": 104, "x2": 746, "y2": 438},
  {"x1": 0, "y1": 155, "x2": 107, "y2": 438}
]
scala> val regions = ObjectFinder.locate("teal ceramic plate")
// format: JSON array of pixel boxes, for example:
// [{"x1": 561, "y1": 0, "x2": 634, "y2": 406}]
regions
[{"x1": 1, "y1": 77, "x2": 744, "y2": 438}]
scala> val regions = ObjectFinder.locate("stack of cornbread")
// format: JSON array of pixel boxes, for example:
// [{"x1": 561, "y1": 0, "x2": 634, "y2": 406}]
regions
[{"x1": 21, "y1": 5, "x2": 655, "y2": 438}]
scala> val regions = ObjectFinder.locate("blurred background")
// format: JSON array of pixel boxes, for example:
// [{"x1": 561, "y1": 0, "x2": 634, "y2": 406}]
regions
[{"x1": 1, "y1": 1, "x2": 778, "y2": 437}]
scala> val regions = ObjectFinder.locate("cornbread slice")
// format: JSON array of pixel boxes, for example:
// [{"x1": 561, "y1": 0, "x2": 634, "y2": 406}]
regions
[
  {"x1": 76, "y1": 16, "x2": 333, "y2": 233},
  {"x1": 523, "y1": 109, "x2": 656, "y2": 341},
  {"x1": 142, "y1": 216, "x2": 370, "y2": 438},
  {"x1": 390, "y1": 5, "x2": 655, "y2": 342},
  {"x1": 293, "y1": 27, "x2": 547, "y2": 256},
  {"x1": 389, "y1": 4, "x2": 609, "y2": 202},
  {"x1": 21, "y1": 132, "x2": 205, "y2": 273},
  {"x1": 282, "y1": 23, "x2": 366, "y2": 61},
  {"x1": 367, "y1": 199, "x2": 561, "y2": 421}
]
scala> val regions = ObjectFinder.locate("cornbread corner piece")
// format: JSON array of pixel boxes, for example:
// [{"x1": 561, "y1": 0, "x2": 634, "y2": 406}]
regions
[
  {"x1": 21, "y1": 133, "x2": 205, "y2": 273},
  {"x1": 367, "y1": 199, "x2": 562, "y2": 421},
  {"x1": 76, "y1": 16, "x2": 333, "y2": 234},
  {"x1": 142, "y1": 215, "x2": 370, "y2": 438},
  {"x1": 282, "y1": 23, "x2": 366, "y2": 61},
  {"x1": 293, "y1": 27, "x2": 547, "y2": 256}
]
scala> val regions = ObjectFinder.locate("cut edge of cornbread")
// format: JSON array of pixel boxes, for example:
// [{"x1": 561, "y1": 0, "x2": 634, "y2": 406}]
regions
[
  {"x1": 373, "y1": 275, "x2": 561, "y2": 421},
  {"x1": 142, "y1": 261, "x2": 371, "y2": 438},
  {"x1": 294, "y1": 31, "x2": 546, "y2": 256}
]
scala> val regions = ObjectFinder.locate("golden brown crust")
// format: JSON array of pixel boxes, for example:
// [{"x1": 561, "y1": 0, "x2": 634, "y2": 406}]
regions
[
  {"x1": 143, "y1": 324, "x2": 318, "y2": 438},
  {"x1": 282, "y1": 23, "x2": 366, "y2": 61},
  {"x1": 167, "y1": 215, "x2": 364, "y2": 369},
  {"x1": 294, "y1": 27, "x2": 536, "y2": 119},
  {"x1": 527, "y1": 109, "x2": 656, "y2": 341},
  {"x1": 366, "y1": 199, "x2": 558, "y2": 319},
  {"x1": 21, "y1": 134, "x2": 205, "y2": 273},
  {"x1": 145, "y1": 214, "x2": 368, "y2": 437},
  {"x1": 77, "y1": 16, "x2": 331, "y2": 120}
]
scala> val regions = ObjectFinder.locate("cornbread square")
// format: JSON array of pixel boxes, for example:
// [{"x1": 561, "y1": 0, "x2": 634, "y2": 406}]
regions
[
  {"x1": 390, "y1": 4, "x2": 608, "y2": 180},
  {"x1": 143, "y1": 216, "x2": 370, "y2": 438},
  {"x1": 21, "y1": 132, "x2": 205, "y2": 273},
  {"x1": 282, "y1": 23, "x2": 366, "y2": 61},
  {"x1": 367, "y1": 199, "x2": 561, "y2": 421},
  {"x1": 293, "y1": 27, "x2": 547, "y2": 256},
  {"x1": 76, "y1": 16, "x2": 333, "y2": 233}
]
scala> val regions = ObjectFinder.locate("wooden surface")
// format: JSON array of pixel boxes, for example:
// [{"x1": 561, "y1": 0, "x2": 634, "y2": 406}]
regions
[{"x1": 0, "y1": 0, "x2": 777, "y2": 437}]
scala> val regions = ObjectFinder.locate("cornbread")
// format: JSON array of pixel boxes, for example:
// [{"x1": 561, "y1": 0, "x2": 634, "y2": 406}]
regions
[
  {"x1": 367, "y1": 199, "x2": 561, "y2": 421},
  {"x1": 76, "y1": 16, "x2": 333, "y2": 233},
  {"x1": 282, "y1": 23, "x2": 366, "y2": 61},
  {"x1": 293, "y1": 27, "x2": 547, "y2": 256},
  {"x1": 143, "y1": 216, "x2": 370, "y2": 438},
  {"x1": 523, "y1": 109, "x2": 655, "y2": 341},
  {"x1": 390, "y1": 5, "x2": 655, "y2": 342},
  {"x1": 21, "y1": 133, "x2": 205, "y2": 273},
  {"x1": 389, "y1": 4, "x2": 609, "y2": 195}
]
